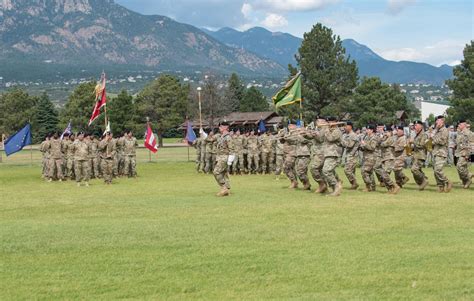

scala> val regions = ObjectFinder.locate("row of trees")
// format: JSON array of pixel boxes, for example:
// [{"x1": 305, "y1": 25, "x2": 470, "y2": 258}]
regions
[{"x1": 1, "y1": 24, "x2": 471, "y2": 145}]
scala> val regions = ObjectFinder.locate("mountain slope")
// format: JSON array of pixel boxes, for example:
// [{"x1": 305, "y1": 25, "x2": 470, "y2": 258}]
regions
[
  {"x1": 0, "y1": 0, "x2": 285, "y2": 80},
  {"x1": 207, "y1": 27, "x2": 454, "y2": 85}
]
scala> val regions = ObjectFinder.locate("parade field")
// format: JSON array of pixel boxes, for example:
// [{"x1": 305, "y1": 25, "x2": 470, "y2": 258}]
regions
[{"x1": 0, "y1": 147, "x2": 473, "y2": 300}]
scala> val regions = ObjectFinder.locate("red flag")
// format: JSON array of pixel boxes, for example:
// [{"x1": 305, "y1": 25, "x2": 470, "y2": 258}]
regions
[
  {"x1": 88, "y1": 74, "x2": 107, "y2": 126},
  {"x1": 145, "y1": 124, "x2": 158, "y2": 153}
]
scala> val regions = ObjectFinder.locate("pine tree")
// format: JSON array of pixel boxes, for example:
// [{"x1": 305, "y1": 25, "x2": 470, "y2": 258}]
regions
[
  {"x1": 0, "y1": 88, "x2": 37, "y2": 137},
  {"x1": 240, "y1": 87, "x2": 269, "y2": 112},
  {"x1": 225, "y1": 73, "x2": 245, "y2": 113},
  {"x1": 108, "y1": 90, "x2": 135, "y2": 135},
  {"x1": 33, "y1": 92, "x2": 59, "y2": 143}
]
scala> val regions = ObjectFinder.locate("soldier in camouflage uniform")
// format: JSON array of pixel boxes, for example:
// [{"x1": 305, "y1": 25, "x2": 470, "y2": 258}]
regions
[
  {"x1": 269, "y1": 132, "x2": 277, "y2": 173},
  {"x1": 260, "y1": 131, "x2": 273, "y2": 174},
  {"x1": 430, "y1": 116, "x2": 452, "y2": 192},
  {"x1": 123, "y1": 130, "x2": 138, "y2": 177},
  {"x1": 192, "y1": 136, "x2": 202, "y2": 172},
  {"x1": 409, "y1": 120, "x2": 429, "y2": 190},
  {"x1": 359, "y1": 125, "x2": 378, "y2": 192},
  {"x1": 213, "y1": 121, "x2": 235, "y2": 197},
  {"x1": 232, "y1": 130, "x2": 245, "y2": 175},
  {"x1": 280, "y1": 122, "x2": 299, "y2": 189},
  {"x1": 40, "y1": 134, "x2": 51, "y2": 179},
  {"x1": 295, "y1": 128, "x2": 312, "y2": 190},
  {"x1": 247, "y1": 130, "x2": 260, "y2": 174},
  {"x1": 114, "y1": 133, "x2": 125, "y2": 177},
  {"x1": 99, "y1": 132, "x2": 116, "y2": 185},
  {"x1": 393, "y1": 126, "x2": 409, "y2": 188},
  {"x1": 305, "y1": 117, "x2": 327, "y2": 193},
  {"x1": 204, "y1": 132, "x2": 216, "y2": 173},
  {"x1": 376, "y1": 126, "x2": 400, "y2": 194},
  {"x1": 374, "y1": 124, "x2": 386, "y2": 187},
  {"x1": 64, "y1": 133, "x2": 76, "y2": 180},
  {"x1": 74, "y1": 132, "x2": 91, "y2": 187},
  {"x1": 199, "y1": 131, "x2": 207, "y2": 173},
  {"x1": 455, "y1": 120, "x2": 472, "y2": 188},
  {"x1": 47, "y1": 132, "x2": 65, "y2": 182},
  {"x1": 274, "y1": 128, "x2": 285, "y2": 178},
  {"x1": 322, "y1": 118, "x2": 343, "y2": 196},
  {"x1": 89, "y1": 135, "x2": 100, "y2": 179},
  {"x1": 341, "y1": 121, "x2": 359, "y2": 190},
  {"x1": 242, "y1": 132, "x2": 249, "y2": 173}
]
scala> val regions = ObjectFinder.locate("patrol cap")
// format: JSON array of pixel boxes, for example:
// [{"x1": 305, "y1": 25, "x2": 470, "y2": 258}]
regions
[
  {"x1": 346, "y1": 121, "x2": 353, "y2": 127},
  {"x1": 435, "y1": 115, "x2": 445, "y2": 120},
  {"x1": 219, "y1": 120, "x2": 230, "y2": 126},
  {"x1": 395, "y1": 125, "x2": 404, "y2": 130},
  {"x1": 377, "y1": 122, "x2": 385, "y2": 127},
  {"x1": 326, "y1": 116, "x2": 337, "y2": 122},
  {"x1": 367, "y1": 124, "x2": 376, "y2": 130},
  {"x1": 414, "y1": 120, "x2": 424, "y2": 125},
  {"x1": 458, "y1": 119, "x2": 467, "y2": 124}
]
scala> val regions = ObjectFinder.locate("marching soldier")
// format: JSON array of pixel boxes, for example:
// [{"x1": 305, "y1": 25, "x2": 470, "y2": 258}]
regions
[
  {"x1": 376, "y1": 126, "x2": 400, "y2": 194},
  {"x1": 393, "y1": 126, "x2": 409, "y2": 188},
  {"x1": 280, "y1": 122, "x2": 299, "y2": 188},
  {"x1": 123, "y1": 130, "x2": 138, "y2": 177},
  {"x1": 260, "y1": 131, "x2": 272, "y2": 174},
  {"x1": 307, "y1": 116, "x2": 327, "y2": 193},
  {"x1": 274, "y1": 128, "x2": 285, "y2": 178},
  {"x1": 232, "y1": 130, "x2": 245, "y2": 175},
  {"x1": 295, "y1": 127, "x2": 312, "y2": 190},
  {"x1": 99, "y1": 132, "x2": 116, "y2": 185},
  {"x1": 360, "y1": 125, "x2": 377, "y2": 192},
  {"x1": 341, "y1": 121, "x2": 359, "y2": 190},
  {"x1": 247, "y1": 130, "x2": 260, "y2": 174},
  {"x1": 322, "y1": 117, "x2": 343, "y2": 196},
  {"x1": 204, "y1": 131, "x2": 215, "y2": 174},
  {"x1": 430, "y1": 116, "x2": 452, "y2": 192},
  {"x1": 47, "y1": 132, "x2": 65, "y2": 182},
  {"x1": 213, "y1": 121, "x2": 235, "y2": 197},
  {"x1": 455, "y1": 120, "x2": 472, "y2": 188},
  {"x1": 74, "y1": 132, "x2": 91, "y2": 187},
  {"x1": 89, "y1": 134, "x2": 100, "y2": 179},
  {"x1": 192, "y1": 135, "x2": 202, "y2": 172},
  {"x1": 409, "y1": 120, "x2": 429, "y2": 190}
]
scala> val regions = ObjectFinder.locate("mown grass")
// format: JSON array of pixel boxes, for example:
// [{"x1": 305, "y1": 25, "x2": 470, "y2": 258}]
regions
[{"x1": 0, "y1": 148, "x2": 473, "y2": 300}]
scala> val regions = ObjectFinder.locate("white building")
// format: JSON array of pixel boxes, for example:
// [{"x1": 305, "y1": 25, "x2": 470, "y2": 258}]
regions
[{"x1": 421, "y1": 101, "x2": 450, "y2": 121}]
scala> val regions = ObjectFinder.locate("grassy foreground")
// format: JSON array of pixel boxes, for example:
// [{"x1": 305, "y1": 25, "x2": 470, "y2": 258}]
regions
[{"x1": 0, "y1": 148, "x2": 473, "y2": 300}]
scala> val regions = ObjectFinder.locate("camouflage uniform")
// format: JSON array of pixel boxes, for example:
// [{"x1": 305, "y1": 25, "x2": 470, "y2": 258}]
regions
[
  {"x1": 204, "y1": 134, "x2": 216, "y2": 173},
  {"x1": 376, "y1": 133, "x2": 396, "y2": 191},
  {"x1": 410, "y1": 130, "x2": 429, "y2": 188},
  {"x1": 269, "y1": 134, "x2": 277, "y2": 172},
  {"x1": 431, "y1": 126, "x2": 450, "y2": 190},
  {"x1": 274, "y1": 130, "x2": 285, "y2": 176},
  {"x1": 115, "y1": 136, "x2": 125, "y2": 177},
  {"x1": 74, "y1": 139, "x2": 91, "y2": 184},
  {"x1": 123, "y1": 136, "x2": 138, "y2": 177},
  {"x1": 341, "y1": 130, "x2": 359, "y2": 188},
  {"x1": 247, "y1": 134, "x2": 260, "y2": 173},
  {"x1": 393, "y1": 135, "x2": 409, "y2": 187},
  {"x1": 48, "y1": 138, "x2": 65, "y2": 181},
  {"x1": 213, "y1": 132, "x2": 235, "y2": 194},
  {"x1": 360, "y1": 134, "x2": 377, "y2": 191},
  {"x1": 295, "y1": 129, "x2": 312, "y2": 189},
  {"x1": 260, "y1": 133, "x2": 273, "y2": 174},
  {"x1": 99, "y1": 137, "x2": 116, "y2": 184},
  {"x1": 40, "y1": 138, "x2": 50, "y2": 179},
  {"x1": 306, "y1": 128, "x2": 326, "y2": 192},
  {"x1": 321, "y1": 127, "x2": 342, "y2": 192},
  {"x1": 455, "y1": 127, "x2": 472, "y2": 187},
  {"x1": 280, "y1": 128, "x2": 298, "y2": 187},
  {"x1": 89, "y1": 138, "x2": 100, "y2": 179},
  {"x1": 199, "y1": 137, "x2": 207, "y2": 172},
  {"x1": 232, "y1": 134, "x2": 245, "y2": 174}
]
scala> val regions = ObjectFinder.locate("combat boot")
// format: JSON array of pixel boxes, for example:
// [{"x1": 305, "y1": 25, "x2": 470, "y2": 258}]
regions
[
  {"x1": 438, "y1": 186, "x2": 444, "y2": 193},
  {"x1": 379, "y1": 182, "x2": 385, "y2": 188},
  {"x1": 402, "y1": 176, "x2": 409, "y2": 186},
  {"x1": 216, "y1": 187, "x2": 230, "y2": 197},
  {"x1": 329, "y1": 182, "x2": 342, "y2": 196},
  {"x1": 464, "y1": 177, "x2": 472, "y2": 189},
  {"x1": 363, "y1": 184, "x2": 374, "y2": 192},
  {"x1": 289, "y1": 181, "x2": 298, "y2": 189},
  {"x1": 419, "y1": 180, "x2": 429, "y2": 191},
  {"x1": 444, "y1": 181, "x2": 453, "y2": 193},
  {"x1": 316, "y1": 181, "x2": 328, "y2": 193},
  {"x1": 303, "y1": 180, "x2": 311, "y2": 191},
  {"x1": 349, "y1": 181, "x2": 359, "y2": 190},
  {"x1": 389, "y1": 185, "x2": 400, "y2": 195}
]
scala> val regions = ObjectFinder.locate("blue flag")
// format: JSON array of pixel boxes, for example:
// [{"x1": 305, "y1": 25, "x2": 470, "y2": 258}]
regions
[
  {"x1": 60, "y1": 122, "x2": 72, "y2": 140},
  {"x1": 258, "y1": 120, "x2": 266, "y2": 133},
  {"x1": 4, "y1": 123, "x2": 32, "y2": 156},
  {"x1": 296, "y1": 119, "x2": 302, "y2": 128},
  {"x1": 186, "y1": 121, "x2": 197, "y2": 145}
]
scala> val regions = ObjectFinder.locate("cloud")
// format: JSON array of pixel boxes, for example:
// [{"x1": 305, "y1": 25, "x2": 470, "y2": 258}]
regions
[
  {"x1": 379, "y1": 39, "x2": 466, "y2": 66},
  {"x1": 254, "y1": 0, "x2": 339, "y2": 12},
  {"x1": 261, "y1": 13, "x2": 288, "y2": 28},
  {"x1": 387, "y1": 0, "x2": 416, "y2": 15},
  {"x1": 241, "y1": 3, "x2": 253, "y2": 18}
]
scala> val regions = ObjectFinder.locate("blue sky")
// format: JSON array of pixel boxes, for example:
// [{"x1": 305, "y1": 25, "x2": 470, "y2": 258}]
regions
[{"x1": 115, "y1": 0, "x2": 473, "y2": 66}]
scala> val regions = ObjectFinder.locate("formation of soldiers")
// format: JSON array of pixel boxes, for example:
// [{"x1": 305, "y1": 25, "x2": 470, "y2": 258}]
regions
[
  {"x1": 40, "y1": 130, "x2": 138, "y2": 186},
  {"x1": 195, "y1": 116, "x2": 473, "y2": 197}
]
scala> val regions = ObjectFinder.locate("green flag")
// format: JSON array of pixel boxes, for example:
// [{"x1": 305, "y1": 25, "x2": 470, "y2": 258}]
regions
[{"x1": 272, "y1": 72, "x2": 302, "y2": 108}]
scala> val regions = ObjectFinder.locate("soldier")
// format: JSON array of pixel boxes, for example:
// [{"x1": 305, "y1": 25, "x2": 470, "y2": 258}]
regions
[
  {"x1": 232, "y1": 130, "x2": 245, "y2": 175},
  {"x1": 247, "y1": 130, "x2": 260, "y2": 174},
  {"x1": 448, "y1": 126, "x2": 457, "y2": 166},
  {"x1": 341, "y1": 121, "x2": 359, "y2": 190},
  {"x1": 360, "y1": 124, "x2": 377, "y2": 192},
  {"x1": 260, "y1": 131, "x2": 272, "y2": 174},
  {"x1": 307, "y1": 117, "x2": 328, "y2": 193},
  {"x1": 269, "y1": 132, "x2": 277, "y2": 173},
  {"x1": 242, "y1": 131, "x2": 249, "y2": 174},
  {"x1": 321, "y1": 117, "x2": 343, "y2": 196},
  {"x1": 204, "y1": 131, "x2": 215, "y2": 173},
  {"x1": 47, "y1": 132, "x2": 65, "y2": 182},
  {"x1": 199, "y1": 130, "x2": 207, "y2": 173},
  {"x1": 409, "y1": 120, "x2": 429, "y2": 190},
  {"x1": 393, "y1": 126, "x2": 409, "y2": 188},
  {"x1": 74, "y1": 132, "x2": 91, "y2": 187},
  {"x1": 88, "y1": 134, "x2": 100, "y2": 179},
  {"x1": 64, "y1": 133, "x2": 76, "y2": 180},
  {"x1": 40, "y1": 134, "x2": 51, "y2": 179},
  {"x1": 374, "y1": 124, "x2": 386, "y2": 187},
  {"x1": 295, "y1": 127, "x2": 312, "y2": 190},
  {"x1": 114, "y1": 133, "x2": 124, "y2": 177},
  {"x1": 280, "y1": 122, "x2": 299, "y2": 189},
  {"x1": 123, "y1": 130, "x2": 138, "y2": 177},
  {"x1": 99, "y1": 132, "x2": 116, "y2": 185},
  {"x1": 211, "y1": 132, "x2": 219, "y2": 171},
  {"x1": 213, "y1": 121, "x2": 235, "y2": 197},
  {"x1": 430, "y1": 115, "x2": 452, "y2": 192},
  {"x1": 192, "y1": 135, "x2": 202, "y2": 172},
  {"x1": 455, "y1": 120, "x2": 472, "y2": 188},
  {"x1": 274, "y1": 128, "x2": 285, "y2": 178},
  {"x1": 376, "y1": 125, "x2": 400, "y2": 194}
]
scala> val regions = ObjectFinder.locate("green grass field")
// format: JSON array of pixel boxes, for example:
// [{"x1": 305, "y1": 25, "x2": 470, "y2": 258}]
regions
[{"x1": 1, "y1": 147, "x2": 473, "y2": 300}]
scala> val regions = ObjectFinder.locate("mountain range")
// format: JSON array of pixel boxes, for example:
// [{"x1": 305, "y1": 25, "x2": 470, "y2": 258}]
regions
[
  {"x1": 205, "y1": 27, "x2": 454, "y2": 85},
  {"x1": 0, "y1": 0, "x2": 454, "y2": 85}
]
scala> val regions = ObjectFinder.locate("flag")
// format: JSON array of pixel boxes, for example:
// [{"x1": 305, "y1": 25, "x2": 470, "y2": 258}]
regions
[
  {"x1": 144, "y1": 124, "x2": 158, "y2": 153},
  {"x1": 258, "y1": 119, "x2": 266, "y2": 133},
  {"x1": 4, "y1": 124, "x2": 32, "y2": 156},
  {"x1": 272, "y1": 72, "x2": 302, "y2": 108},
  {"x1": 296, "y1": 119, "x2": 304, "y2": 128},
  {"x1": 88, "y1": 73, "x2": 107, "y2": 126},
  {"x1": 185, "y1": 121, "x2": 197, "y2": 145},
  {"x1": 60, "y1": 122, "x2": 72, "y2": 140}
]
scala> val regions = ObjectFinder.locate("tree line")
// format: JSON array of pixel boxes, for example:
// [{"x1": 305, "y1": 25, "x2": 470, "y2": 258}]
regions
[{"x1": 1, "y1": 24, "x2": 472, "y2": 145}]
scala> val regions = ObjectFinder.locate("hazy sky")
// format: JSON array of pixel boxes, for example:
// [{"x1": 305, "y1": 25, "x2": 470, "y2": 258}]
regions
[{"x1": 115, "y1": 0, "x2": 473, "y2": 66}]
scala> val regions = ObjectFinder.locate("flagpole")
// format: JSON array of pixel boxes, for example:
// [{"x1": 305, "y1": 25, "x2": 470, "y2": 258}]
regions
[
  {"x1": 0, "y1": 134, "x2": 3, "y2": 164},
  {"x1": 197, "y1": 87, "x2": 202, "y2": 128},
  {"x1": 103, "y1": 72, "x2": 108, "y2": 129},
  {"x1": 146, "y1": 117, "x2": 151, "y2": 163},
  {"x1": 29, "y1": 120, "x2": 33, "y2": 165}
]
